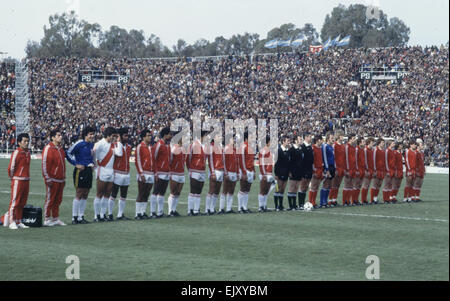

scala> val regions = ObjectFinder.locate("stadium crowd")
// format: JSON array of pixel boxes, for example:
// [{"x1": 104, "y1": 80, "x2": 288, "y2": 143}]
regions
[
  {"x1": 1, "y1": 45, "x2": 448, "y2": 167},
  {"x1": 0, "y1": 61, "x2": 16, "y2": 152}
]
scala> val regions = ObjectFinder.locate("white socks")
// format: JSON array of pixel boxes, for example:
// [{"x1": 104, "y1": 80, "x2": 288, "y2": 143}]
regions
[
  {"x1": 226, "y1": 194, "x2": 233, "y2": 211},
  {"x1": 219, "y1": 194, "x2": 226, "y2": 211},
  {"x1": 188, "y1": 193, "x2": 195, "y2": 213},
  {"x1": 194, "y1": 194, "x2": 201, "y2": 214},
  {"x1": 108, "y1": 197, "x2": 115, "y2": 215},
  {"x1": 72, "y1": 198, "x2": 80, "y2": 220},
  {"x1": 205, "y1": 194, "x2": 211, "y2": 213},
  {"x1": 118, "y1": 198, "x2": 126, "y2": 217},
  {"x1": 238, "y1": 192, "x2": 248, "y2": 210},
  {"x1": 258, "y1": 194, "x2": 264, "y2": 208},
  {"x1": 94, "y1": 197, "x2": 101, "y2": 218},
  {"x1": 100, "y1": 197, "x2": 108, "y2": 217},
  {"x1": 79, "y1": 199, "x2": 87, "y2": 219},
  {"x1": 157, "y1": 195, "x2": 165, "y2": 216},
  {"x1": 149, "y1": 194, "x2": 156, "y2": 214},
  {"x1": 210, "y1": 194, "x2": 217, "y2": 212}
]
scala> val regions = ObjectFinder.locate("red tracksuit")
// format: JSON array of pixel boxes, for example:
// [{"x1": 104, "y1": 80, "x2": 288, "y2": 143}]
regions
[
  {"x1": 374, "y1": 147, "x2": 386, "y2": 179},
  {"x1": 239, "y1": 141, "x2": 255, "y2": 175},
  {"x1": 135, "y1": 142, "x2": 154, "y2": 178},
  {"x1": 385, "y1": 148, "x2": 396, "y2": 178},
  {"x1": 345, "y1": 143, "x2": 356, "y2": 178},
  {"x1": 153, "y1": 139, "x2": 171, "y2": 176},
  {"x1": 42, "y1": 142, "x2": 66, "y2": 219},
  {"x1": 223, "y1": 144, "x2": 239, "y2": 174},
  {"x1": 394, "y1": 150, "x2": 403, "y2": 178},
  {"x1": 415, "y1": 151, "x2": 425, "y2": 178},
  {"x1": 404, "y1": 149, "x2": 417, "y2": 177},
  {"x1": 7, "y1": 147, "x2": 31, "y2": 223},
  {"x1": 364, "y1": 147, "x2": 374, "y2": 178},
  {"x1": 258, "y1": 146, "x2": 273, "y2": 176},
  {"x1": 356, "y1": 146, "x2": 365, "y2": 179},
  {"x1": 186, "y1": 139, "x2": 206, "y2": 173},
  {"x1": 170, "y1": 144, "x2": 186, "y2": 176},
  {"x1": 334, "y1": 142, "x2": 346, "y2": 177},
  {"x1": 206, "y1": 142, "x2": 225, "y2": 173},
  {"x1": 312, "y1": 144, "x2": 323, "y2": 179},
  {"x1": 114, "y1": 143, "x2": 132, "y2": 176}
]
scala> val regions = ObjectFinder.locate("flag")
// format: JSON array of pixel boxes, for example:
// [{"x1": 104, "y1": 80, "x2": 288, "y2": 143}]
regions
[
  {"x1": 264, "y1": 39, "x2": 278, "y2": 49},
  {"x1": 323, "y1": 38, "x2": 332, "y2": 50},
  {"x1": 277, "y1": 39, "x2": 292, "y2": 47},
  {"x1": 291, "y1": 34, "x2": 307, "y2": 46},
  {"x1": 331, "y1": 35, "x2": 341, "y2": 47},
  {"x1": 337, "y1": 35, "x2": 351, "y2": 47}
]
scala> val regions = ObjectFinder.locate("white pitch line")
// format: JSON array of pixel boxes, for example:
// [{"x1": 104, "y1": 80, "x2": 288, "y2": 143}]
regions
[{"x1": 1, "y1": 190, "x2": 448, "y2": 223}]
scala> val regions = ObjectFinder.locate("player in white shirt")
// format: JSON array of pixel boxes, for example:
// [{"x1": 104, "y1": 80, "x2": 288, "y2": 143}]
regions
[{"x1": 92, "y1": 127, "x2": 123, "y2": 222}]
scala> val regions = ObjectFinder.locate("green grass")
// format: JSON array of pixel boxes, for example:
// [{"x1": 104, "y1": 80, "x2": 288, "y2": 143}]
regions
[{"x1": 0, "y1": 159, "x2": 448, "y2": 281}]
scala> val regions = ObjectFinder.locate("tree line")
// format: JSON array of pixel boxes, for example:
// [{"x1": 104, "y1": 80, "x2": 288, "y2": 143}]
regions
[{"x1": 26, "y1": 4, "x2": 411, "y2": 58}]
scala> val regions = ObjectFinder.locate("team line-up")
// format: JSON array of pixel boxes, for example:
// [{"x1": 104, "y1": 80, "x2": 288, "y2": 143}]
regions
[{"x1": 1, "y1": 126, "x2": 425, "y2": 229}]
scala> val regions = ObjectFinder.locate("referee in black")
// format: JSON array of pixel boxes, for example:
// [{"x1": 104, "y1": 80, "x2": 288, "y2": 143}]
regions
[
  {"x1": 274, "y1": 136, "x2": 291, "y2": 211},
  {"x1": 287, "y1": 134, "x2": 303, "y2": 210},
  {"x1": 299, "y1": 133, "x2": 314, "y2": 209}
]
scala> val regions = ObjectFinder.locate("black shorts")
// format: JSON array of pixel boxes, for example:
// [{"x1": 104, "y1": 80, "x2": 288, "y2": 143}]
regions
[
  {"x1": 289, "y1": 167, "x2": 302, "y2": 181},
  {"x1": 275, "y1": 168, "x2": 290, "y2": 182},
  {"x1": 73, "y1": 166, "x2": 93, "y2": 189},
  {"x1": 302, "y1": 170, "x2": 313, "y2": 180}
]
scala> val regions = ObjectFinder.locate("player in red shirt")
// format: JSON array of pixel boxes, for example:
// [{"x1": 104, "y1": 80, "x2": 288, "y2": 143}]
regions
[
  {"x1": 110, "y1": 128, "x2": 132, "y2": 220},
  {"x1": 391, "y1": 141, "x2": 404, "y2": 202},
  {"x1": 205, "y1": 134, "x2": 225, "y2": 215},
  {"x1": 4, "y1": 133, "x2": 31, "y2": 229},
  {"x1": 412, "y1": 141, "x2": 426, "y2": 202},
  {"x1": 403, "y1": 140, "x2": 417, "y2": 203},
  {"x1": 383, "y1": 140, "x2": 397, "y2": 204},
  {"x1": 186, "y1": 130, "x2": 208, "y2": 216},
  {"x1": 152, "y1": 127, "x2": 173, "y2": 218},
  {"x1": 238, "y1": 132, "x2": 255, "y2": 213},
  {"x1": 258, "y1": 135, "x2": 275, "y2": 212},
  {"x1": 219, "y1": 135, "x2": 239, "y2": 214},
  {"x1": 330, "y1": 130, "x2": 345, "y2": 206},
  {"x1": 134, "y1": 129, "x2": 154, "y2": 219},
  {"x1": 353, "y1": 137, "x2": 366, "y2": 205},
  {"x1": 42, "y1": 129, "x2": 66, "y2": 226},
  {"x1": 308, "y1": 135, "x2": 324, "y2": 206},
  {"x1": 342, "y1": 134, "x2": 357, "y2": 206},
  {"x1": 370, "y1": 138, "x2": 386, "y2": 204},
  {"x1": 168, "y1": 132, "x2": 185, "y2": 217},
  {"x1": 361, "y1": 138, "x2": 375, "y2": 204}
]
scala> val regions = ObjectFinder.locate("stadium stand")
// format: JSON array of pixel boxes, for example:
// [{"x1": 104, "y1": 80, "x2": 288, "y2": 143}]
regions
[{"x1": 1, "y1": 45, "x2": 448, "y2": 167}]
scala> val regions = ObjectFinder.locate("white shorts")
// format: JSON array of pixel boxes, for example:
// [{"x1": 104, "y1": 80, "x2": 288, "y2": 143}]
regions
[
  {"x1": 114, "y1": 173, "x2": 130, "y2": 186},
  {"x1": 157, "y1": 173, "x2": 170, "y2": 181},
  {"x1": 239, "y1": 170, "x2": 255, "y2": 184},
  {"x1": 96, "y1": 166, "x2": 114, "y2": 182},
  {"x1": 137, "y1": 174, "x2": 154, "y2": 184},
  {"x1": 259, "y1": 174, "x2": 275, "y2": 183},
  {"x1": 226, "y1": 172, "x2": 238, "y2": 182},
  {"x1": 208, "y1": 170, "x2": 224, "y2": 182},
  {"x1": 171, "y1": 174, "x2": 185, "y2": 184},
  {"x1": 190, "y1": 171, "x2": 206, "y2": 182}
]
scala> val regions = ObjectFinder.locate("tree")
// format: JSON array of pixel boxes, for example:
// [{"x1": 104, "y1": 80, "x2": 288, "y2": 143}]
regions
[
  {"x1": 25, "y1": 11, "x2": 101, "y2": 57},
  {"x1": 320, "y1": 4, "x2": 410, "y2": 48}
]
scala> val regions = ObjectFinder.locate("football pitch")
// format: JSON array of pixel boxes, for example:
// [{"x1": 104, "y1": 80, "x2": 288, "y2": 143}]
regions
[{"x1": 0, "y1": 159, "x2": 448, "y2": 281}]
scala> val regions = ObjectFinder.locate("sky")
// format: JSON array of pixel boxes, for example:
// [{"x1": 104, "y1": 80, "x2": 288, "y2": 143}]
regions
[{"x1": 0, "y1": 0, "x2": 449, "y2": 59}]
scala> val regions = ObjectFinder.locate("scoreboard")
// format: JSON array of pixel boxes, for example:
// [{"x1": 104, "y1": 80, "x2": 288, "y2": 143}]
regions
[{"x1": 78, "y1": 70, "x2": 130, "y2": 85}]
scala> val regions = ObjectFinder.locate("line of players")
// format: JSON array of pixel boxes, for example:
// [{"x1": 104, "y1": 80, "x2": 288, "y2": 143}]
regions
[
  {"x1": 2, "y1": 126, "x2": 426, "y2": 229},
  {"x1": 272, "y1": 131, "x2": 426, "y2": 211}
]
